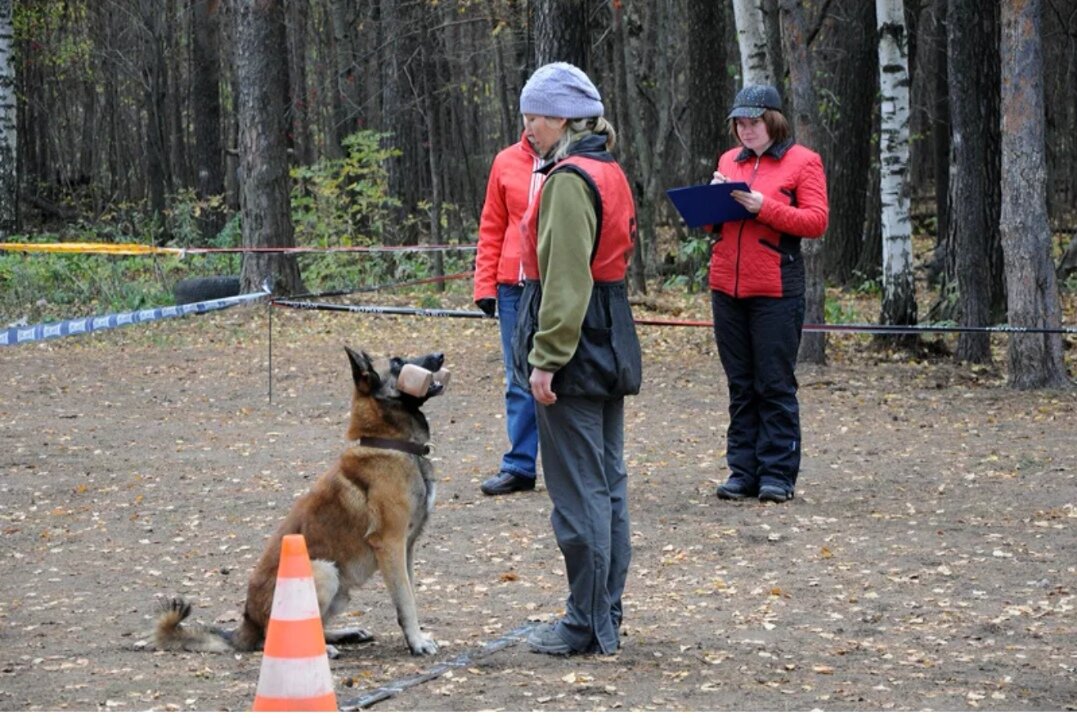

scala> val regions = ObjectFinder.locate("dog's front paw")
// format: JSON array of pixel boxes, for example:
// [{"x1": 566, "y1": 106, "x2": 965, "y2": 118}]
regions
[{"x1": 408, "y1": 633, "x2": 438, "y2": 656}]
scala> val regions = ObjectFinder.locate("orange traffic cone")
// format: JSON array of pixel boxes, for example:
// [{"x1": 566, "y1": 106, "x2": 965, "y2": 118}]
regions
[{"x1": 252, "y1": 534, "x2": 337, "y2": 711}]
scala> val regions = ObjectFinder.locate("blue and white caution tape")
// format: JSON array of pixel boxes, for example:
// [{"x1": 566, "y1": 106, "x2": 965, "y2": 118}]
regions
[{"x1": 1, "y1": 289, "x2": 270, "y2": 347}]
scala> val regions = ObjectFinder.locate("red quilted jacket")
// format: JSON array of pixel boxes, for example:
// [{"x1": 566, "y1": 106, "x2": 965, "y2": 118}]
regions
[
  {"x1": 709, "y1": 139, "x2": 829, "y2": 298},
  {"x1": 473, "y1": 133, "x2": 544, "y2": 301}
]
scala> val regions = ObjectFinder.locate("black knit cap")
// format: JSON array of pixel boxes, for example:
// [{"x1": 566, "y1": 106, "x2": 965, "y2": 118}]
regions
[{"x1": 727, "y1": 84, "x2": 782, "y2": 119}]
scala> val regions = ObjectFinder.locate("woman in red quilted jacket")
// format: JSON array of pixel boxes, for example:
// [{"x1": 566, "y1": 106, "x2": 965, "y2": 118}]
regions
[{"x1": 709, "y1": 84, "x2": 829, "y2": 504}]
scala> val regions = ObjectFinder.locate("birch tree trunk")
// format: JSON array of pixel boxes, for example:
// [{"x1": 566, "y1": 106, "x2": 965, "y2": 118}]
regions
[
  {"x1": 732, "y1": 0, "x2": 775, "y2": 85},
  {"x1": 778, "y1": 0, "x2": 825, "y2": 365},
  {"x1": 875, "y1": 0, "x2": 918, "y2": 337},
  {"x1": 0, "y1": 0, "x2": 16, "y2": 236},
  {"x1": 234, "y1": 0, "x2": 304, "y2": 295},
  {"x1": 999, "y1": 0, "x2": 1069, "y2": 389}
]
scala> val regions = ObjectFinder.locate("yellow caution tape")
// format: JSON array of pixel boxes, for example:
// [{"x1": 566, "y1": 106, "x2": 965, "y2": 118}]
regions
[{"x1": 0, "y1": 242, "x2": 183, "y2": 255}]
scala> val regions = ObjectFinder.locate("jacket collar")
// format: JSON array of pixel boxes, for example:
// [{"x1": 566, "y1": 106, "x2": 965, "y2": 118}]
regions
[
  {"x1": 518, "y1": 130, "x2": 541, "y2": 159},
  {"x1": 735, "y1": 137, "x2": 794, "y2": 163},
  {"x1": 538, "y1": 132, "x2": 613, "y2": 174}
]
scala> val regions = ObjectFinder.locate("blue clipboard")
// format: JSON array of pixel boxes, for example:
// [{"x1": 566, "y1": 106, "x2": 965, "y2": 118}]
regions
[{"x1": 665, "y1": 182, "x2": 754, "y2": 227}]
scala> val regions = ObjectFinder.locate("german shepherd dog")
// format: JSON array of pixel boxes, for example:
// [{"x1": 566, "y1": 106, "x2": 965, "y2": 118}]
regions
[{"x1": 154, "y1": 346, "x2": 446, "y2": 656}]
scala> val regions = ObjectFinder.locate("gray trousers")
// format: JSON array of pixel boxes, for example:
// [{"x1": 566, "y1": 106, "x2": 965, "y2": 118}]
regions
[{"x1": 536, "y1": 395, "x2": 631, "y2": 654}]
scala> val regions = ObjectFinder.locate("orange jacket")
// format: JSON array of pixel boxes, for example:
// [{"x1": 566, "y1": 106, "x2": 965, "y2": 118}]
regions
[
  {"x1": 710, "y1": 139, "x2": 828, "y2": 298},
  {"x1": 473, "y1": 133, "x2": 544, "y2": 301}
]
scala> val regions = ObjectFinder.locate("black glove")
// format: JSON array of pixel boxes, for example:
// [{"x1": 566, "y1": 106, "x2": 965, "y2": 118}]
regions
[{"x1": 476, "y1": 297, "x2": 496, "y2": 317}]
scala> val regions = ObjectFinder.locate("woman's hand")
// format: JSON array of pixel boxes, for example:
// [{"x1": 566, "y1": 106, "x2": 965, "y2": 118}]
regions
[
  {"x1": 710, "y1": 171, "x2": 730, "y2": 185},
  {"x1": 529, "y1": 368, "x2": 557, "y2": 406},
  {"x1": 730, "y1": 189, "x2": 764, "y2": 214}
]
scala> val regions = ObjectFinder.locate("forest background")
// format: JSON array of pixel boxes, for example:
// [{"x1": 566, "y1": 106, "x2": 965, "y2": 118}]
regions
[{"x1": 1, "y1": 0, "x2": 1076, "y2": 387}]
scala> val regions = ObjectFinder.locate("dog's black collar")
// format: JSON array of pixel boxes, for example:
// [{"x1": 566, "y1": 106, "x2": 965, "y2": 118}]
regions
[{"x1": 358, "y1": 436, "x2": 431, "y2": 457}]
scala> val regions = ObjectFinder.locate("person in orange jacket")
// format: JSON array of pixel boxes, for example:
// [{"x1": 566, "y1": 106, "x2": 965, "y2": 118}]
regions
[
  {"x1": 473, "y1": 131, "x2": 545, "y2": 495},
  {"x1": 708, "y1": 84, "x2": 829, "y2": 504}
]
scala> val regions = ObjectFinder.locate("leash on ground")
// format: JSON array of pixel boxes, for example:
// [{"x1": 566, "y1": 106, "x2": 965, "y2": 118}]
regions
[{"x1": 338, "y1": 622, "x2": 536, "y2": 711}]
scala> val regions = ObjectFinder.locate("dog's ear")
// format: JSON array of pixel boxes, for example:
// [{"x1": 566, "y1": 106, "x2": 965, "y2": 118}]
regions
[{"x1": 345, "y1": 346, "x2": 380, "y2": 393}]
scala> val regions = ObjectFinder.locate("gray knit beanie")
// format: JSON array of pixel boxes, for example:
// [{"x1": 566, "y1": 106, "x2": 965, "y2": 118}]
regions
[{"x1": 519, "y1": 62, "x2": 604, "y2": 119}]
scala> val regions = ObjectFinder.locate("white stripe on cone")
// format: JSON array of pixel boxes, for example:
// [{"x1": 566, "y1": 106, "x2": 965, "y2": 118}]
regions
[
  {"x1": 255, "y1": 655, "x2": 334, "y2": 699},
  {"x1": 270, "y1": 577, "x2": 320, "y2": 620}
]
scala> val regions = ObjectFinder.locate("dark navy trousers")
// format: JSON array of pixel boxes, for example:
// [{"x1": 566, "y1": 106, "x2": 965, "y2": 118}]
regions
[{"x1": 711, "y1": 291, "x2": 804, "y2": 491}]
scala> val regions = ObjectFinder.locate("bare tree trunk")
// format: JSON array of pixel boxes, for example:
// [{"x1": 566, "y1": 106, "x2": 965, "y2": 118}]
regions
[
  {"x1": 930, "y1": 0, "x2": 950, "y2": 276},
  {"x1": 687, "y1": 0, "x2": 734, "y2": 179},
  {"x1": 419, "y1": 11, "x2": 445, "y2": 288},
  {"x1": 380, "y1": 0, "x2": 414, "y2": 244},
  {"x1": 533, "y1": 0, "x2": 589, "y2": 68},
  {"x1": 609, "y1": 0, "x2": 645, "y2": 292},
  {"x1": 286, "y1": 0, "x2": 315, "y2": 166},
  {"x1": 876, "y1": 0, "x2": 918, "y2": 338},
  {"x1": 761, "y1": 0, "x2": 786, "y2": 91},
  {"x1": 222, "y1": 0, "x2": 241, "y2": 212},
  {"x1": 817, "y1": 1, "x2": 877, "y2": 285},
  {"x1": 165, "y1": 0, "x2": 189, "y2": 190},
  {"x1": 857, "y1": 114, "x2": 883, "y2": 280},
  {"x1": 1044, "y1": 1, "x2": 1077, "y2": 215},
  {"x1": 732, "y1": 0, "x2": 775, "y2": 85},
  {"x1": 191, "y1": 0, "x2": 225, "y2": 237},
  {"x1": 0, "y1": 0, "x2": 16, "y2": 235},
  {"x1": 329, "y1": 0, "x2": 362, "y2": 157},
  {"x1": 999, "y1": 0, "x2": 1069, "y2": 389},
  {"x1": 946, "y1": 0, "x2": 1001, "y2": 363},
  {"x1": 234, "y1": 0, "x2": 303, "y2": 295},
  {"x1": 490, "y1": 0, "x2": 519, "y2": 146},
  {"x1": 614, "y1": 1, "x2": 683, "y2": 295},
  {"x1": 778, "y1": 0, "x2": 826, "y2": 365},
  {"x1": 140, "y1": 0, "x2": 170, "y2": 230}
]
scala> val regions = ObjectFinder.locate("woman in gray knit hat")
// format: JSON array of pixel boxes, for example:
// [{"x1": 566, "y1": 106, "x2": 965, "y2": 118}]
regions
[{"x1": 510, "y1": 62, "x2": 642, "y2": 656}]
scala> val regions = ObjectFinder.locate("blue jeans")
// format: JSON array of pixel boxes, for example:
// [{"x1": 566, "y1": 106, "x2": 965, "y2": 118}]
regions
[{"x1": 497, "y1": 283, "x2": 539, "y2": 479}]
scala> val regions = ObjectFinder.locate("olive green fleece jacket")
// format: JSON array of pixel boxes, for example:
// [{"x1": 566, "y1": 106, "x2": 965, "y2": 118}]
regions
[{"x1": 528, "y1": 170, "x2": 597, "y2": 372}]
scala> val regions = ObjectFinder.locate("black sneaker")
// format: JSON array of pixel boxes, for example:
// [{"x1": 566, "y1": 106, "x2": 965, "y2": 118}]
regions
[
  {"x1": 716, "y1": 476, "x2": 759, "y2": 500},
  {"x1": 480, "y1": 470, "x2": 536, "y2": 496},
  {"x1": 758, "y1": 484, "x2": 794, "y2": 503}
]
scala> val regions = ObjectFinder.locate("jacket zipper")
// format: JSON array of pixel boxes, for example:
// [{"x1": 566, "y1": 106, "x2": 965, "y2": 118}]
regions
[
  {"x1": 519, "y1": 155, "x2": 544, "y2": 284},
  {"x1": 732, "y1": 155, "x2": 762, "y2": 298}
]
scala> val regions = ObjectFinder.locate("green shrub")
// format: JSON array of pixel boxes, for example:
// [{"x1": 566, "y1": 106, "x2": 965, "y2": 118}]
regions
[{"x1": 290, "y1": 130, "x2": 401, "y2": 249}]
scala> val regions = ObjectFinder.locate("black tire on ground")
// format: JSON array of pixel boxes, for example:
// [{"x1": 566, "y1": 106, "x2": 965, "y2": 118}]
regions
[{"x1": 173, "y1": 276, "x2": 241, "y2": 305}]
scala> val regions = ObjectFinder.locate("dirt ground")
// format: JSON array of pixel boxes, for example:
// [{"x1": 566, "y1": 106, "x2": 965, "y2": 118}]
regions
[{"x1": 1, "y1": 291, "x2": 1075, "y2": 712}]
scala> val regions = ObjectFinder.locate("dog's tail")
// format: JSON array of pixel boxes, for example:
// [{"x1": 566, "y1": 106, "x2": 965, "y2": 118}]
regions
[{"x1": 154, "y1": 597, "x2": 235, "y2": 653}]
